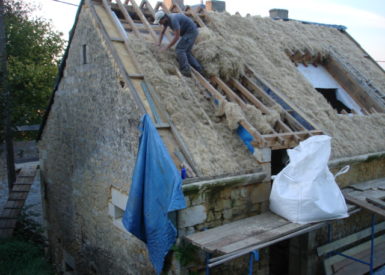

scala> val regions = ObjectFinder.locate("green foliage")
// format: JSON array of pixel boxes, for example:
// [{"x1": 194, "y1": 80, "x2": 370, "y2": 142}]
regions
[
  {"x1": 0, "y1": 238, "x2": 54, "y2": 275},
  {"x1": 1, "y1": 0, "x2": 65, "y2": 140},
  {"x1": 172, "y1": 241, "x2": 199, "y2": 267},
  {"x1": 14, "y1": 205, "x2": 47, "y2": 244},
  {"x1": 0, "y1": 206, "x2": 54, "y2": 275}
]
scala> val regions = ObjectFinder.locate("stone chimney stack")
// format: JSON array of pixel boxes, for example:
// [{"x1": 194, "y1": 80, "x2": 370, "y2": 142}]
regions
[
  {"x1": 206, "y1": 0, "x2": 226, "y2": 12},
  {"x1": 269, "y1": 9, "x2": 289, "y2": 20},
  {"x1": 163, "y1": 0, "x2": 184, "y2": 10}
]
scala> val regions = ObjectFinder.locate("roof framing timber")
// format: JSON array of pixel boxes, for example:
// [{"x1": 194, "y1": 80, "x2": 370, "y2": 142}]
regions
[{"x1": 99, "y1": 0, "x2": 322, "y2": 151}]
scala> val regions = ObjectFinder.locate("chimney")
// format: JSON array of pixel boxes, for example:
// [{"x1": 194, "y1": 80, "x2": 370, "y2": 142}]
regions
[
  {"x1": 163, "y1": 0, "x2": 185, "y2": 10},
  {"x1": 206, "y1": 0, "x2": 226, "y2": 12},
  {"x1": 269, "y1": 9, "x2": 289, "y2": 20}
]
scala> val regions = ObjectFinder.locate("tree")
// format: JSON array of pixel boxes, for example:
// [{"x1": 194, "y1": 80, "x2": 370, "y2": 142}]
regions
[
  {"x1": 1, "y1": 0, "x2": 65, "y2": 140},
  {"x1": 1, "y1": 0, "x2": 16, "y2": 187}
]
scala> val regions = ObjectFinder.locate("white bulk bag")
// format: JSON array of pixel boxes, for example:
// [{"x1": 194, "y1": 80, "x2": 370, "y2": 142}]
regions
[{"x1": 269, "y1": 135, "x2": 349, "y2": 224}]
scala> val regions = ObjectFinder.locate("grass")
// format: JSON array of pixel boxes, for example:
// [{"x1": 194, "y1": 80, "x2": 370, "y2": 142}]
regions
[
  {"x1": 0, "y1": 206, "x2": 55, "y2": 275},
  {"x1": 0, "y1": 238, "x2": 54, "y2": 275}
]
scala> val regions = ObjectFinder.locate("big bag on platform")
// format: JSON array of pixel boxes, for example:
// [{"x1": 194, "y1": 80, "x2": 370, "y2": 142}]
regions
[{"x1": 269, "y1": 135, "x2": 349, "y2": 224}]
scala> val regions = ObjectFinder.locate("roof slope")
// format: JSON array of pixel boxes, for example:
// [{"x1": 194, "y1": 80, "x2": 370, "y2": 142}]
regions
[
  {"x1": 128, "y1": 9, "x2": 385, "y2": 160},
  {"x1": 40, "y1": 1, "x2": 385, "y2": 178}
]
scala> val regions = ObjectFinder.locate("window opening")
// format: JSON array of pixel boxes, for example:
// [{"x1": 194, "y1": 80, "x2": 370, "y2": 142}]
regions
[
  {"x1": 271, "y1": 149, "x2": 288, "y2": 176},
  {"x1": 82, "y1": 44, "x2": 87, "y2": 64},
  {"x1": 316, "y1": 88, "x2": 352, "y2": 114},
  {"x1": 296, "y1": 64, "x2": 363, "y2": 115}
]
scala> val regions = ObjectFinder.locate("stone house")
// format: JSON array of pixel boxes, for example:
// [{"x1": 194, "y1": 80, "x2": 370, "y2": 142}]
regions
[{"x1": 38, "y1": 0, "x2": 385, "y2": 274}]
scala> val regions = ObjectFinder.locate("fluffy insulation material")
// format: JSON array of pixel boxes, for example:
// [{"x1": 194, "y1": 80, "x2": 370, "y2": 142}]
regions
[
  {"x1": 129, "y1": 12, "x2": 385, "y2": 176},
  {"x1": 192, "y1": 12, "x2": 385, "y2": 159}
]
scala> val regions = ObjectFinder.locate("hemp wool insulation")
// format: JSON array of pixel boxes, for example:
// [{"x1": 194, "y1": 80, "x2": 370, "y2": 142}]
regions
[
  {"x1": 196, "y1": 12, "x2": 385, "y2": 159},
  {"x1": 128, "y1": 37, "x2": 258, "y2": 177},
  {"x1": 128, "y1": 12, "x2": 385, "y2": 175}
]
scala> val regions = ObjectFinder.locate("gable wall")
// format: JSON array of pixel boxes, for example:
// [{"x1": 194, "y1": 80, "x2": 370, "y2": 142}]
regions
[{"x1": 38, "y1": 5, "x2": 153, "y2": 274}]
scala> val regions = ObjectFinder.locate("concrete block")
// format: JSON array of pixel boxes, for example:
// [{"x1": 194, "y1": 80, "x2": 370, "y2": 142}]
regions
[
  {"x1": 178, "y1": 205, "x2": 207, "y2": 228},
  {"x1": 111, "y1": 187, "x2": 128, "y2": 210},
  {"x1": 108, "y1": 202, "x2": 115, "y2": 218},
  {"x1": 250, "y1": 182, "x2": 271, "y2": 203},
  {"x1": 253, "y1": 148, "x2": 271, "y2": 163},
  {"x1": 108, "y1": 202, "x2": 124, "y2": 219}
]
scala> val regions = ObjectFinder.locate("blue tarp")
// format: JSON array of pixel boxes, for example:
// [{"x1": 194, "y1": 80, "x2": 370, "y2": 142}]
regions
[
  {"x1": 237, "y1": 125, "x2": 255, "y2": 153},
  {"x1": 123, "y1": 114, "x2": 186, "y2": 274}
]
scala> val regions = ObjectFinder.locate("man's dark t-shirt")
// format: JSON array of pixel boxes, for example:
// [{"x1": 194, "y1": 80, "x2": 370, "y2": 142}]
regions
[{"x1": 165, "y1": 13, "x2": 197, "y2": 36}]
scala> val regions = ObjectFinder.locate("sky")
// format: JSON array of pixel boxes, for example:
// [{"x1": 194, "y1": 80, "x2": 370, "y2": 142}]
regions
[{"x1": 31, "y1": 0, "x2": 385, "y2": 68}]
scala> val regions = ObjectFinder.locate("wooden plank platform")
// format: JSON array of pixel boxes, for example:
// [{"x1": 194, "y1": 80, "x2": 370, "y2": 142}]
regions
[
  {"x1": 184, "y1": 211, "x2": 322, "y2": 256},
  {"x1": 343, "y1": 181, "x2": 385, "y2": 219},
  {"x1": 0, "y1": 164, "x2": 38, "y2": 239}
]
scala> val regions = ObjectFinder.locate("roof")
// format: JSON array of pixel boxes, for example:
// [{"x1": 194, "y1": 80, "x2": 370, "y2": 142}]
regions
[{"x1": 38, "y1": 0, "x2": 385, "y2": 178}]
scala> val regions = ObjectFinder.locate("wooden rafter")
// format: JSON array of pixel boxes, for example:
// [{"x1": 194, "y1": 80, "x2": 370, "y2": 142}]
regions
[
  {"x1": 125, "y1": 0, "x2": 158, "y2": 42},
  {"x1": 103, "y1": 0, "x2": 322, "y2": 150},
  {"x1": 230, "y1": 78, "x2": 299, "y2": 143},
  {"x1": 143, "y1": 0, "x2": 173, "y2": 41},
  {"x1": 192, "y1": 69, "x2": 268, "y2": 148},
  {"x1": 115, "y1": 0, "x2": 141, "y2": 37},
  {"x1": 101, "y1": 0, "x2": 143, "y2": 74}
]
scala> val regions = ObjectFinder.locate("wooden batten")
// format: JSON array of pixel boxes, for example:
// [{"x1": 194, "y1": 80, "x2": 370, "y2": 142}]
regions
[{"x1": 324, "y1": 57, "x2": 384, "y2": 113}]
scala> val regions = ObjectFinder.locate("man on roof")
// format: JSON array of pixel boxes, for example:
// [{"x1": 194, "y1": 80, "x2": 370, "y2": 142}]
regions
[{"x1": 154, "y1": 10, "x2": 203, "y2": 77}]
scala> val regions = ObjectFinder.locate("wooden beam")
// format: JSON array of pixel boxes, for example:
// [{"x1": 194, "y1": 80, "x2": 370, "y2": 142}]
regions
[
  {"x1": 191, "y1": 69, "x2": 267, "y2": 148},
  {"x1": 245, "y1": 65, "x2": 321, "y2": 133},
  {"x1": 212, "y1": 76, "x2": 246, "y2": 108},
  {"x1": 229, "y1": 78, "x2": 287, "y2": 145},
  {"x1": 101, "y1": 0, "x2": 143, "y2": 74},
  {"x1": 145, "y1": 0, "x2": 173, "y2": 41},
  {"x1": 116, "y1": 0, "x2": 141, "y2": 37},
  {"x1": 184, "y1": 3, "x2": 205, "y2": 27},
  {"x1": 325, "y1": 56, "x2": 385, "y2": 112},
  {"x1": 191, "y1": 68, "x2": 224, "y2": 102},
  {"x1": 230, "y1": 78, "x2": 269, "y2": 114},
  {"x1": 127, "y1": 0, "x2": 158, "y2": 42},
  {"x1": 242, "y1": 75, "x2": 306, "y2": 132}
]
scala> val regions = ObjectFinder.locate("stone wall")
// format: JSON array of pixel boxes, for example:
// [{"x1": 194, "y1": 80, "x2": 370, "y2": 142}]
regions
[
  {"x1": 39, "y1": 5, "x2": 153, "y2": 274},
  {"x1": 330, "y1": 153, "x2": 385, "y2": 188}
]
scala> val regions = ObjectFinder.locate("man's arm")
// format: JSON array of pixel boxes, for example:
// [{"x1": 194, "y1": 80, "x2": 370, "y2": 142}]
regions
[
  {"x1": 158, "y1": 25, "x2": 168, "y2": 46},
  {"x1": 166, "y1": 29, "x2": 180, "y2": 49}
]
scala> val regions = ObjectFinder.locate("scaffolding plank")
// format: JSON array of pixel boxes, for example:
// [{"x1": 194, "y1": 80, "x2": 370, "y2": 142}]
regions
[
  {"x1": 366, "y1": 197, "x2": 385, "y2": 209},
  {"x1": 350, "y1": 177, "x2": 385, "y2": 191},
  {"x1": 317, "y1": 221, "x2": 385, "y2": 256},
  {"x1": 344, "y1": 193, "x2": 385, "y2": 218},
  {"x1": 184, "y1": 212, "x2": 288, "y2": 252}
]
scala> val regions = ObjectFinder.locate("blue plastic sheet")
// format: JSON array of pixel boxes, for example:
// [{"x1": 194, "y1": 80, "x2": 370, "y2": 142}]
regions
[
  {"x1": 123, "y1": 114, "x2": 186, "y2": 274},
  {"x1": 236, "y1": 125, "x2": 255, "y2": 153}
]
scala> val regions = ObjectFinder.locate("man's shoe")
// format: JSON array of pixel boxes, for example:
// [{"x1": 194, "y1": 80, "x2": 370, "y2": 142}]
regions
[{"x1": 180, "y1": 69, "x2": 192, "y2": 77}]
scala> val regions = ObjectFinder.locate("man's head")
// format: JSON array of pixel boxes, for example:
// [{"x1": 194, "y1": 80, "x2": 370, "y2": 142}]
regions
[{"x1": 154, "y1": 10, "x2": 166, "y2": 24}]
